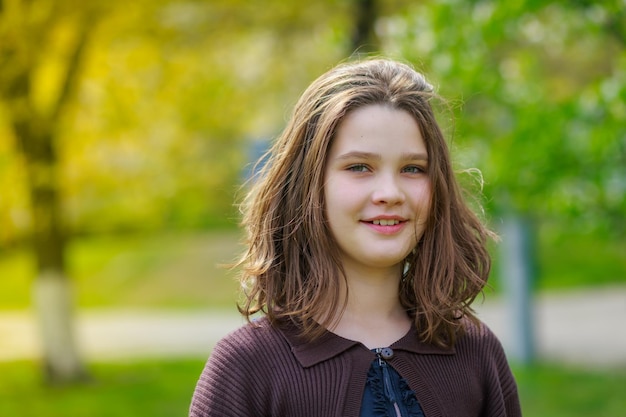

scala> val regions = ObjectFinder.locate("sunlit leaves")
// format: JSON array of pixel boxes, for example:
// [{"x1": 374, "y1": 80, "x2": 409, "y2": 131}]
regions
[
  {"x1": 1, "y1": 0, "x2": 623, "y2": 244},
  {"x1": 379, "y1": 0, "x2": 625, "y2": 234},
  {"x1": 0, "y1": 0, "x2": 353, "y2": 241}
]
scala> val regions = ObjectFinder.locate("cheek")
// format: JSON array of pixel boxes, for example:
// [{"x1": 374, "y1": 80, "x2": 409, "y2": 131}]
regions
[
  {"x1": 325, "y1": 177, "x2": 357, "y2": 207},
  {"x1": 410, "y1": 181, "x2": 432, "y2": 215},
  {"x1": 323, "y1": 179, "x2": 342, "y2": 222}
]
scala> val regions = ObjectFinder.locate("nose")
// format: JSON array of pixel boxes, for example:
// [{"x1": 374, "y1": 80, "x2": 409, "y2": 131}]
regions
[{"x1": 371, "y1": 173, "x2": 405, "y2": 205}]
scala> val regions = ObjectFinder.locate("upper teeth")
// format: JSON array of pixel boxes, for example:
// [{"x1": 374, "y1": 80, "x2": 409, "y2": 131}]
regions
[{"x1": 372, "y1": 219, "x2": 400, "y2": 226}]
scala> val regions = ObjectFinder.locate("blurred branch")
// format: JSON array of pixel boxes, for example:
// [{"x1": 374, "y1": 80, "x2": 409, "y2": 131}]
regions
[{"x1": 50, "y1": 11, "x2": 96, "y2": 125}]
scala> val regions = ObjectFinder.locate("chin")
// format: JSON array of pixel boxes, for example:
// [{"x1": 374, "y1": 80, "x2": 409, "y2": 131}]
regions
[{"x1": 365, "y1": 257, "x2": 406, "y2": 269}]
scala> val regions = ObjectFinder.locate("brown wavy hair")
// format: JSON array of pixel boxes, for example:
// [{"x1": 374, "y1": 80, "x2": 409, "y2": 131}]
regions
[{"x1": 236, "y1": 58, "x2": 494, "y2": 347}]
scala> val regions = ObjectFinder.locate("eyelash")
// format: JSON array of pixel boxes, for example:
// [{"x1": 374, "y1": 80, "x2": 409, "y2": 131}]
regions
[
  {"x1": 346, "y1": 164, "x2": 426, "y2": 174},
  {"x1": 402, "y1": 165, "x2": 426, "y2": 174},
  {"x1": 347, "y1": 164, "x2": 370, "y2": 172}
]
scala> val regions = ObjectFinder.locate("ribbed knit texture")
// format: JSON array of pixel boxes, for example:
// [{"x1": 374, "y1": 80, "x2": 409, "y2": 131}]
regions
[{"x1": 189, "y1": 317, "x2": 522, "y2": 417}]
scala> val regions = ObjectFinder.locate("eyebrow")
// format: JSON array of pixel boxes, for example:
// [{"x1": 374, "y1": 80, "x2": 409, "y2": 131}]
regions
[{"x1": 335, "y1": 151, "x2": 429, "y2": 161}]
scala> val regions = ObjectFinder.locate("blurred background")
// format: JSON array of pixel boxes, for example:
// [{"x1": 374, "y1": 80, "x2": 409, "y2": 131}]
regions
[{"x1": 1, "y1": 0, "x2": 625, "y2": 416}]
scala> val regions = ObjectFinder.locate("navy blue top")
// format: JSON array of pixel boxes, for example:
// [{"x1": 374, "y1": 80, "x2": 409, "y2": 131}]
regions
[{"x1": 360, "y1": 348, "x2": 425, "y2": 417}]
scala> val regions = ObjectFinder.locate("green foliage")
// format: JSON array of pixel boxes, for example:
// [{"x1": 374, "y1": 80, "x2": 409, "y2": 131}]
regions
[
  {"x1": 383, "y1": 0, "x2": 626, "y2": 233},
  {"x1": 0, "y1": 0, "x2": 352, "y2": 244},
  {"x1": 1, "y1": 0, "x2": 624, "y2": 244},
  {"x1": 0, "y1": 245, "x2": 35, "y2": 308},
  {"x1": 0, "y1": 359, "x2": 624, "y2": 417},
  {"x1": 489, "y1": 219, "x2": 626, "y2": 292},
  {"x1": 534, "y1": 223, "x2": 626, "y2": 290}
]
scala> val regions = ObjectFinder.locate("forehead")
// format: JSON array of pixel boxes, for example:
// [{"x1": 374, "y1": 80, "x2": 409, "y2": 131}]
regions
[{"x1": 329, "y1": 104, "x2": 427, "y2": 157}]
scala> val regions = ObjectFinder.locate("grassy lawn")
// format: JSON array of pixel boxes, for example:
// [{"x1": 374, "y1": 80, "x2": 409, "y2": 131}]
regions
[
  {"x1": 514, "y1": 363, "x2": 626, "y2": 417},
  {"x1": 0, "y1": 359, "x2": 624, "y2": 417},
  {"x1": 0, "y1": 359, "x2": 203, "y2": 417},
  {"x1": 0, "y1": 225, "x2": 625, "y2": 310}
]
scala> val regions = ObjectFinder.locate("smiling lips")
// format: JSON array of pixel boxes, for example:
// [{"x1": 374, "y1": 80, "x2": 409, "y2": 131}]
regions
[
  {"x1": 362, "y1": 217, "x2": 407, "y2": 234},
  {"x1": 371, "y1": 219, "x2": 400, "y2": 226}
]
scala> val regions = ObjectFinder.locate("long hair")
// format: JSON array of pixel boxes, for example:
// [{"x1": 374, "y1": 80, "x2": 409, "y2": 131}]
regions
[{"x1": 237, "y1": 58, "x2": 493, "y2": 347}]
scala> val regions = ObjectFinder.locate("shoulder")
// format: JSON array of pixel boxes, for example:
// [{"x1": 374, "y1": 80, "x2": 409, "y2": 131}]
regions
[
  {"x1": 216, "y1": 316, "x2": 278, "y2": 347},
  {"x1": 454, "y1": 317, "x2": 514, "y2": 371},
  {"x1": 458, "y1": 317, "x2": 505, "y2": 351},
  {"x1": 457, "y1": 317, "x2": 519, "y2": 389},
  {"x1": 211, "y1": 316, "x2": 288, "y2": 364},
  {"x1": 190, "y1": 317, "x2": 291, "y2": 416}
]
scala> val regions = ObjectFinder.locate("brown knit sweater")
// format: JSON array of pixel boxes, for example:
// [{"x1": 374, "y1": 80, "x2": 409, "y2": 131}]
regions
[{"x1": 189, "y1": 317, "x2": 522, "y2": 417}]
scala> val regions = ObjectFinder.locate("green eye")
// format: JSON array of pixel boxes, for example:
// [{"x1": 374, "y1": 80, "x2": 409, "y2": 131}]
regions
[
  {"x1": 402, "y1": 165, "x2": 425, "y2": 174},
  {"x1": 348, "y1": 164, "x2": 369, "y2": 172}
]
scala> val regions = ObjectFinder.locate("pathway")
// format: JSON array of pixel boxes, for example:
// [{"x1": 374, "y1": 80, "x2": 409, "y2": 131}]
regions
[{"x1": 1, "y1": 286, "x2": 625, "y2": 368}]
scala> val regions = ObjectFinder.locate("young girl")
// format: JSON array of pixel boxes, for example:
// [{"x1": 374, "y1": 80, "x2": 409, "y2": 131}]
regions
[{"x1": 190, "y1": 58, "x2": 522, "y2": 417}]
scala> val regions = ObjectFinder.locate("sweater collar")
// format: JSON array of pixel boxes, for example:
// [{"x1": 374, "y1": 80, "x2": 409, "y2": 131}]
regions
[{"x1": 279, "y1": 321, "x2": 455, "y2": 368}]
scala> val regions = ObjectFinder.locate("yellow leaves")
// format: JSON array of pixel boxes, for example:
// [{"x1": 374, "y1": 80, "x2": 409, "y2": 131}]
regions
[{"x1": 0, "y1": 0, "x2": 360, "y2": 242}]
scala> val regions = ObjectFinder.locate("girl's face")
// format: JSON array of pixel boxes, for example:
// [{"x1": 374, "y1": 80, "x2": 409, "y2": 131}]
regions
[{"x1": 324, "y1": 104, "x2": 431, "y2": 275}]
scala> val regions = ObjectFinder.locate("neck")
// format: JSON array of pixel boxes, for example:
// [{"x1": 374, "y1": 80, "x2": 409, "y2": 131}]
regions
[
  {"x1": 345, "y1": 267, "x2": 403, "y2": 317},
  {"x1": 329, "y1": 263, "x2": 411, "y2": 348}
]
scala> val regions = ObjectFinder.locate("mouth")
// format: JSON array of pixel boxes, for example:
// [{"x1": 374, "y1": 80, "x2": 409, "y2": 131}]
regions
[
  {"x1": 369, "y1": 219, "x2": 402, "y2": 226},
  {"x1": 362, "y1": 218, "x2": 407, "y2": 234}
]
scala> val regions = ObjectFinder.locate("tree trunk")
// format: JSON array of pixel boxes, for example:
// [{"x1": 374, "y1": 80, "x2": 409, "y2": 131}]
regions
[
  {"x1": 33, "y1": 271, "x2": 86, "y2": 383},
  {"x1": 1, "y1": 3, "x2": 96, "y2": 383},
  {"x1": 351, "y1": 0, "x2": 379, "y2": 55},
  {"x1": 15, "y1": 115, "x2": 88, "y2": 383}
]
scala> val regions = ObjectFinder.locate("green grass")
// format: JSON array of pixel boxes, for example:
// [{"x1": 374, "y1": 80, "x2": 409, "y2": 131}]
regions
[
  {"x1": 0, "y1": 359, "x2": 624, "y2": 417},
  {"x1": 0, "y1": 359, "x2": 204, "y2": 417},
  {"x1": 0, "y1": 226, "x2": 625, "y2": 310},
  {"x1": 513, "y1": 363, "x2": 626, "y2": 417}
]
